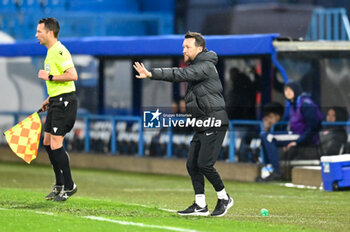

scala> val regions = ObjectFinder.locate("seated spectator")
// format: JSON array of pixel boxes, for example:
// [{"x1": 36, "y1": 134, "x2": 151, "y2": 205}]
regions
[
  {"x1": 320, "y1": 107, "x2": 348, "y2": 155},
  {"x1": 262, "y1": 102, "x2": 284, "y2": 132},
  {"x1": 246, "y1": 102, "x2": 284, "y2": 163},
  {"x1": 257, "y1": 81, "x2": 322, "y2": 182}
]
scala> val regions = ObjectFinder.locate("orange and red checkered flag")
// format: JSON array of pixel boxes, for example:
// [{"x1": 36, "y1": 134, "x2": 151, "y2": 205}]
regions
[{"x1": 4, "y1": 112, "x2": 42, "y2": 164}]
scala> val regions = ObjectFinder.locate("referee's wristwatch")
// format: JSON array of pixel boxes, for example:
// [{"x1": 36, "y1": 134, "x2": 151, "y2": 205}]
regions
[{"x1": 49, "y1": 75, "x2": 54, "y2": 81}]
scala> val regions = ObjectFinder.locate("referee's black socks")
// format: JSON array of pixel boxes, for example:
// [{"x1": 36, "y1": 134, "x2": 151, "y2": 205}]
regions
[
  {"x1": 52, "y1": 146, "x2": 74, "y2": 190},
  {"x1": 44, "y1": 145, "x2": 64, "y2": 186}
]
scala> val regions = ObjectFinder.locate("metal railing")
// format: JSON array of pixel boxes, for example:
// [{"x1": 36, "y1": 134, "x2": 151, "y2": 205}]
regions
[
  {"x1": 271, "y1": 121, "x2": 350, "y2": 131},
  {"x1": 3, "y1": 110, "x2": 349, "y2": 162},
  {"x1": 306, "y1": 8, "x2": 350, "y2": 41},
  {"x1": 0, "y1": 111, "x2": 144, "y2": 156},
  {"x1": 229, "y1": 120, "x2": 265, "y2": 163},
  {"x1": 4, "y1": 111, "x2": 314, "y2": 163},
  {"x1": 78, "y1": 114, "x2": 143, "y2": 156}
]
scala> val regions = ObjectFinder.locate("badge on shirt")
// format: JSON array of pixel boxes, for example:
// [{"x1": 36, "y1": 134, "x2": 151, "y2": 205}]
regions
[{"x1": 45, "y1": 63, "x2": 50, "y2": 73}]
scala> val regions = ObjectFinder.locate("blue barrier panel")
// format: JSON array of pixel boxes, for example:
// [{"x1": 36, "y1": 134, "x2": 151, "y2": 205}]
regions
[
  {"x1": 272, "y1": 121, "x2": 350, "y2": 132},
  {"x1": 11, "y1": 112, "x2": 347, "y2": 163},
  {"x1": 0, "y1": 34, "x2": 279, "y2": 57},
  {"x1": 229, "y1": 120, "x2": 265, "y2": 163},
  {"x1": 322, "y1": 121, "x2": 350, "y2": 127},
  {"x1": 0, "y1": 111, "x2": 144, "y2": 156},
  {"x1": 166, "y1": 126, "x2": 173, "y2": 158}
]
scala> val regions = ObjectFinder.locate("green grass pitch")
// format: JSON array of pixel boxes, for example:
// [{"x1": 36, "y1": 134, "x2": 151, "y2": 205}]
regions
[{"x1": 0, "y1": 162, "x2": 349, "y2": 232}]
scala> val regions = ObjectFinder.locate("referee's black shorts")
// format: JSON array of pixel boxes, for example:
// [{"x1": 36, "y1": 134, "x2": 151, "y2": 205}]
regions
[{"x1": 44, "y1": 92, "x2": 78, "y2": 136}]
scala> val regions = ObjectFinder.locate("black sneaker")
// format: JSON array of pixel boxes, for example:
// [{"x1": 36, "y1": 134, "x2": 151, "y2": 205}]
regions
[
  {"x1": 256, "y1": 171, "x2": 282, "y2": 183},
  {"x1": 45, "y1": 185, "x2": 63, "y2": 200},
  {"x1": 211, "y1": 194, "x2": 234, "y2": 217},
  {"x1": 177, "y1": 202, "x2": 210, "y2": 216},
  {"x1": 53, "y1": 184, "x2": 78, "y2": 202}
]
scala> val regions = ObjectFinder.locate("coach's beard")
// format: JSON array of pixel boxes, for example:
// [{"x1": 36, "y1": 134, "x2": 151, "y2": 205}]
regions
[{"x1": 184, "y1": 55, "x2": 191, "y2": 64}]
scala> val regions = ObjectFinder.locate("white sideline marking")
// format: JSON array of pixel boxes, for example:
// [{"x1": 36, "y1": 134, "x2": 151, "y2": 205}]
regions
[
  {"x1": 0, "y1": 208, "x2": 54, "y2": 216},
  {"x1": 123, "y1": 188, "x2": 192, "y2": 192},
  {"x1": 128, "y1": 203, "x2": 177, "y2": 213},
  {"x1": 34, "y1": 211, "x2": 54, "y2": 216},
  {"x1": 84, "y1": 216, "x2": 199, "y2": 232},
  {"x1": 281, "y1": 183, "x2": 322, "y2": 190},
  {"x1": 158, "y1": 207, "x2": 177, "y2": 213},
  {"x1": 0, "y1": 208, "x2": 197, "y2": 232}
]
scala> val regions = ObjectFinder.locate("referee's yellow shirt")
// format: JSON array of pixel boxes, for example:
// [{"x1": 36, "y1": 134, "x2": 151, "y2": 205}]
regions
[{"x1": 44, "y1": 41, "x2": 75, "y2": 97}]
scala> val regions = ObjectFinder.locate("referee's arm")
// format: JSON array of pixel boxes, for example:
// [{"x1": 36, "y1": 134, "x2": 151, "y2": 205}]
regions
[{"x1": 38, "y1": 67, "x2": 78, "y2": 82}]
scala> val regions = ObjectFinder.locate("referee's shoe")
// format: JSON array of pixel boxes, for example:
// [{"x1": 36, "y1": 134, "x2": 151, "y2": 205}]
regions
[
  {"x1": 45, "y1": 185, "x2": 63, "y2": 200},
  {"x1": 53, "y1": 184, "x2": 78, "y2": 202},
  {"x1": 177, "y1": 202, "x2": 210, "y2": 216},
  {"x1": 211, "y1": 194, "x2": 234, "y2": 217}
]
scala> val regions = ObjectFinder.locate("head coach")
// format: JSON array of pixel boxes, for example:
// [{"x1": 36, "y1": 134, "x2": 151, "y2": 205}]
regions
[{"x1": 134, "y1": 31, "x2": 233, "y2": 217}]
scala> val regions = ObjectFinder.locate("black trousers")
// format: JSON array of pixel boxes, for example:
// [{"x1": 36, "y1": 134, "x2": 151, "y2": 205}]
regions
[{"x1": 186, "y1": 126, "x2": 227, "y2": 195}]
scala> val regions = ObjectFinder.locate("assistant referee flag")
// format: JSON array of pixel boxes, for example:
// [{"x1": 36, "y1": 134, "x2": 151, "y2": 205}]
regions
[{"x1": 4, "y1": 112, "x2": 42, "y2": 164}]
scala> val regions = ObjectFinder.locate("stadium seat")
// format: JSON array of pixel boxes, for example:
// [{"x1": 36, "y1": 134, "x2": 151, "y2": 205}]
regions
[
  {"x1": 21, "y1": 0, "x2": 43, "y2": 12},
  {"x1": 143, "y1": 130, "x2": 159, "y2": 156},
  {"x1": 140, "y1": 0, "x2": 175, "y2": 13},
  {"x1": 248, "y1": 138, "x2": 262, "y2": 163},
  {"x1": 173, "y1": 134, "x2": 186, "y2": 158},
  {"x1": 0, "y1": 0, "x2": 18, "y2": 12},
  {"x1": 116, "y1": 121, "x2": 127, "y2": 132},
  {"x1": 117, "y1": 129, "x2": 128, "y2": 154},
  {"x1": 43, "y1": 0, "x2": 67, "y2": 12},
  {"x1": 101, "y1": 14, "x2": 148, "y2": 36},
  {"x1": 68, "y1": 0, "x2": 140, "y2": 12},
  {"x1": 66, "y1": 120, "x2": 85, "y2": 152}
]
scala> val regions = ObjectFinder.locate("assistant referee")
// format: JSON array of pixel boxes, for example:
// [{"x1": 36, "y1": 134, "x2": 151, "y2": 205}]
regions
[{"x1": 36, "y1": 17, "x2": 78, "y2": 201}]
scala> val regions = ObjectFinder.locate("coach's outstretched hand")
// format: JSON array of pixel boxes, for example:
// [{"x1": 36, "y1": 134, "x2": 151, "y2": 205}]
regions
[{"x1": 133, "y1": 62, "x2": 152, "y2": 79}]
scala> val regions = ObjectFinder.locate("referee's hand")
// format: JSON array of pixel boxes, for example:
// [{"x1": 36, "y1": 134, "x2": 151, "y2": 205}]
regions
[
  {"x1": 38, "y1": 70, "x2": 49, "y2": 81},
  {"x1": 133, "y1": 62, "x2": 152, "y2": 79},
  {"x1": 41, "y1": 97, "x2": 50, "y2": 112}
]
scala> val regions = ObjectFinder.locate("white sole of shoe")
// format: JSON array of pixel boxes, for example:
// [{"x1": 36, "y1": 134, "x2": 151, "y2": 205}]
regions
[
  {"x1": 212, "y1": 198, "x2": 234, "y2": 217},
  {"x1": 177, "y1": 211, "x2": 210, "y2": 216}
]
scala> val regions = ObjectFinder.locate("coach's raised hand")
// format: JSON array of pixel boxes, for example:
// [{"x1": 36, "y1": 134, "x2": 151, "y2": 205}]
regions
[{"x1": 133, "y1": 62, "x2": 152, "y2": 79}]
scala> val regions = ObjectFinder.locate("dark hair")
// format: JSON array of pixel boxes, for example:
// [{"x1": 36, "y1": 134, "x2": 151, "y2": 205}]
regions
[
  {"x1": 284, "y1": 81, "x2": 303, "y2": 98},
  {"x1": 185, "y1": 31, "x2": 206, "y2": 49},
  {"x1": 263, "y1": 102, "x2": 284, "y2": 118},
  {"x1": 38, "y1": 17, "x2": 60, "y2": 38}
]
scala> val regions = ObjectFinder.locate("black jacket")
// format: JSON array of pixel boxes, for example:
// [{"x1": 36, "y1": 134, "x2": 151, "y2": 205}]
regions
[
  {"x1": 150, "y1": 50, "x2": 229, "y2": 132},
  {"x1": 320, "y1": 127, "x2": 347, "y2": 155}
]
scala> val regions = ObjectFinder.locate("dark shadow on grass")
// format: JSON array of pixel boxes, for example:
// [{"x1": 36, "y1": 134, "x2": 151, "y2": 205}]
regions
[{"x1": 7, "y1": 202, "x2": 54, "y2": 210}]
